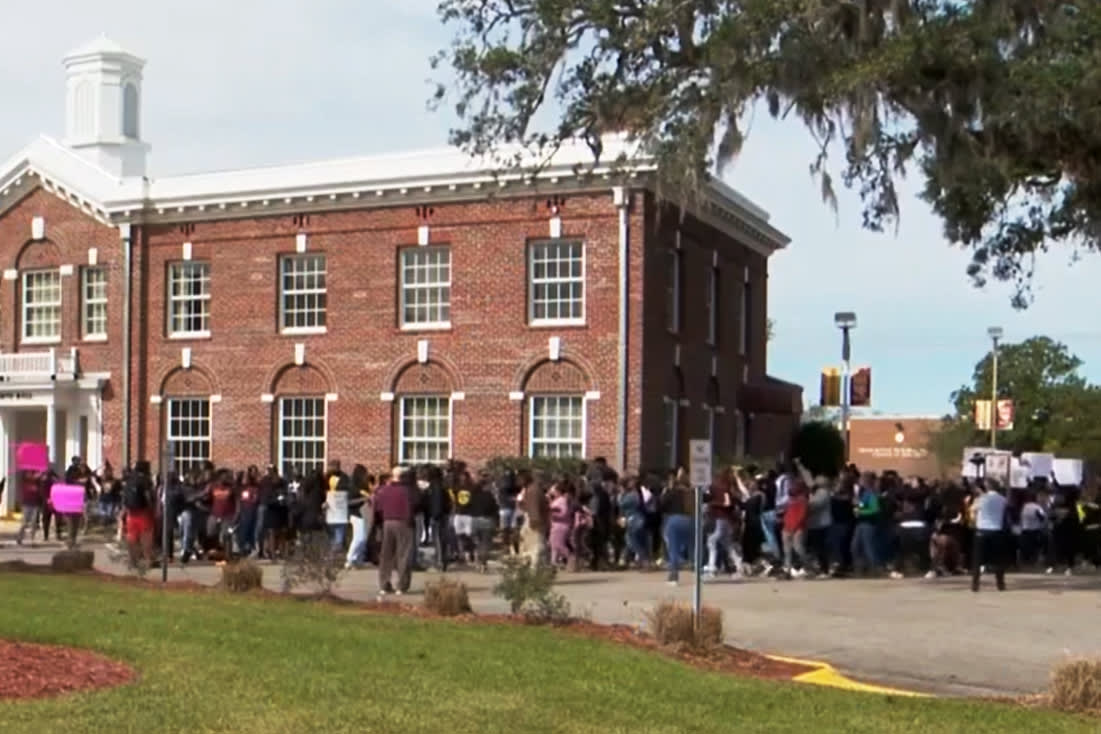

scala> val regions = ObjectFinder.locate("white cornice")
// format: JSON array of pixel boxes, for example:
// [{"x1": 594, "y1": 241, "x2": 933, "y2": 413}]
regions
[{"x1": 0, "y1": 133, "x2": 788, "y2": 252}]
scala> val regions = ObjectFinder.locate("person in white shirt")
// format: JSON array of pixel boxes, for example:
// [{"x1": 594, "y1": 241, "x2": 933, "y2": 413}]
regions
[
  {"x1": 1018, "y1": 491, "x2": 1047, "y2": 568},
  {"x1": 972, "y1": 481, "x2": 1009, "y2": 592}
]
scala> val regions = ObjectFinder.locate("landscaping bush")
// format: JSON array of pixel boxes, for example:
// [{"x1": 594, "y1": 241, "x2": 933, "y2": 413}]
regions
[
  {"x1": 423, "y1": 577, "x2": 473, "y2": 616},
  {"x1": 644, "y1": 600, "x2": 724, "y2": 650},
  {"x1": 1051, "y1": 658, "x2": 1101, "y2": 714},
  {"x1": 221, "y1": 560, "x2": 264, "y2": 593},
  {"x1": 492, "y1": 557, "x2": 570, "y2": 623},
  {"x1": 50, "y1": 550, "x2": 94, "y2": 573},
  {"x1": 279, "y1": 532, "x2": 346, "y2": 596}
]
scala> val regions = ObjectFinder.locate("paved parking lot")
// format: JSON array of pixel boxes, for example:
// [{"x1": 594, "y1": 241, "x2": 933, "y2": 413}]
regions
[{"x1": 2, "y1": 529, "x2": 1099, "y2": 697}]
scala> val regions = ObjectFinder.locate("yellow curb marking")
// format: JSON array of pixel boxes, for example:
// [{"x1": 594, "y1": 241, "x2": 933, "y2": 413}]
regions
[{"x1": 768, "y1": 654, "x2": 931, "y2": 697}]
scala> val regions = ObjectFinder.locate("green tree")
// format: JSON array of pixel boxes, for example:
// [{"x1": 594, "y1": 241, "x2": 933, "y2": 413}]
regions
[
  {"x1": 948, "y1": 336, "x2": 1101, "y2": 461},
  {"x1": 791, "y1": 420, "x2": 845, "y2": 478},
  {"x1": 433, "y1": 1, "x2": 1101, "y2": 306}
]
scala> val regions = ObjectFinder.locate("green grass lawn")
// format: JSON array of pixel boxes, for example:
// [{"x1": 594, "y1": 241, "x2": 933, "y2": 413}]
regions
[{"x1": 0, "y1": 573, "x2": 1092, "y2": 734}]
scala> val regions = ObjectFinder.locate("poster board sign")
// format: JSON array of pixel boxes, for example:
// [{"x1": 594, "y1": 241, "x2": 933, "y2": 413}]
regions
[
  {"x1": 15, "y1": 442, "x2": 48, "y2": 472},
  {"x1": 1009, "y1": 458, "x2": 1031, "y2": 489},
  {"x1": 1052, "y1": 458, "x2": 1084, "y2": 487},
  {"x1": 50, "y1": 483, "x2": 86, "y2": 514},
  {"x1": 1021, "y1": 452, "x2": 1054, "y2": 480},
  {"x1": 325, "y1": 490, "x2": 349, "y2": 525},
  {"x1": 961, "y1": 447, "x2": 1010, "y2": 482}
]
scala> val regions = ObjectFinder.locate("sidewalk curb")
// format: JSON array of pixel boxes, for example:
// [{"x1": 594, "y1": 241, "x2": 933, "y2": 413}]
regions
[{"x1": 767, "y1": 654, "x2": 931, "y2": 697}]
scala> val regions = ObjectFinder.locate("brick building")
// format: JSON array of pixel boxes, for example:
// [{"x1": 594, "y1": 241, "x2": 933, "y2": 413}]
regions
[{"x1": 0, "y1": 38, "x2": 800, "y2": 512}]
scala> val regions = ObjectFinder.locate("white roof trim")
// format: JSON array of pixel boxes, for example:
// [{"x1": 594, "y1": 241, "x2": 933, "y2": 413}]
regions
[{"x1": 0, "y1": 133, "x2": 788, "y2": 251}]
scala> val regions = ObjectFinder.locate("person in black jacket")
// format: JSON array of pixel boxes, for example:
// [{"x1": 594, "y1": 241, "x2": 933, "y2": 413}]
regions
[
  {"x1": 467, "y1": 475, "x2": 499, "y2": 572},
  {"x1": 425, "y1": 465, "x2": 453, "y2": 571},
  {"x1": 587, "y1": 470, "x2": 614, "y2": 571}
]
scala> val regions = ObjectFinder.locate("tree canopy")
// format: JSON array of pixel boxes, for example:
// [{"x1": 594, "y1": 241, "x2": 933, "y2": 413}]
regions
[
  {"x1": 932, "y1": 336, "x2": 1101, "y2": 465},
  {"x1": 433, "y1": 1, "x2": 1101, "y2": 306}
]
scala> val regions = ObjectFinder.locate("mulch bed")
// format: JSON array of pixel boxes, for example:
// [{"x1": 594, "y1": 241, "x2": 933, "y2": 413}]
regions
[
  {"x1": 0, "y1": 561, "x2": 812, "y2": 685},
  {"x1": 0, "y1": 640, "x2": 135, "y2": 701}
]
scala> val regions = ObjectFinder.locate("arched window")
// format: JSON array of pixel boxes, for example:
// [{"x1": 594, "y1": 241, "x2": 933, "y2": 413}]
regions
[{"x1": 122, "y1": 83, "x2": 139, "y2": 139}]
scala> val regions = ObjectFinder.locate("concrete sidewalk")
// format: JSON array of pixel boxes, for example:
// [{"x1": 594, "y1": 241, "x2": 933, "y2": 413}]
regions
[{"x1": 2, "y1": 530, "x2": 1098, "y2": 698}]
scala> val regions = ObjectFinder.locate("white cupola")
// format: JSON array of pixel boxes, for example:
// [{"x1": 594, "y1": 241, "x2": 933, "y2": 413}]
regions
[{"x1": 62, "y1": 35, "x2": 150, "y2": 178}]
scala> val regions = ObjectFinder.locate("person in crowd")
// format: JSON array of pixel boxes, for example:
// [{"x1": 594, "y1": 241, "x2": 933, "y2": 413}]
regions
[
  {"x1": 1018, "y1": 489, "x2": 1047, "y2": 569},
  {"x1": 452, "y1": 471, "x2": 475, "y2": 564},
  {"x1": 15, "y1": 469, "x2": 44, "y2": 546},
  {"x1": 344, "y1": 464, "x2": 371, "y2": 569},
  {"x1": 781, "y1": 474, "x2": 809, "y2": 578},
  {"x1": 97, "y1": 462, "x2": 122, "y2": 527},
  {"x1": 324, "y1": 459, "x2": 351, "y2": 552},
  {"x1": 1077, "y1": 486, "x2": 1101, "y2": 569},
  {"x1": 851, "y1": 472, "x2": 882, "y2": 575},
  {"x1": 496, "y1": 469, "x2": 522, "y2": 557},
  {"x1": 467, "y1": 473, "x2": 499, "y2": 572},
  {"x1": 1047, "y1": 480, "x2": 1080, "y2": 575},
  {"x1": 236, "y1": 466, "x2": 261, "y2": 557},
  {"x1": 124, "y1": 460, "x2": 156, "y2": 569},
  {"x1": 971, "y1": 480, "x2": 1009, "y2": 592},
  {"x1": 618, "y1": 475, "x2": 650, "y2": 569},
  {"x1": 587, "y1": 468, "x2": 614, "y2": 571},
  {"x1": 204, "y1": 469, "x2": 237, "y2": 557},
  {"x1": 518, "y1": 470, "x2": 549, "y2": 566},
  {"x1": 548, "y1": 479, "x2": 575, "y2": 567},
  {"x1": 375, "y1": 466, "x2": 415, "y2": 596},
  {"x1": 423, "y1": 464, "x2": 451, "y2": 571},
  {"x1": 661, "y1": 475, "x2": 695, "y2": 586},
  {"x1": 704, "y1": 468, "x2": 741, "y2": 579}
]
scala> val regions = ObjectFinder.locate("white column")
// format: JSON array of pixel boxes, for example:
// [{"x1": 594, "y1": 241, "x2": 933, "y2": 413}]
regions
[
  {"x1": 0, "y1": 411, "x2": 10, "y2": 516},
  {"x1": 46, "y1": 401, "x2": 58, "y2": 469},
  {"x1": 90, "y1": 392, "x2": 104, "y2": 471},
  {"x1": 66, "y1": 409, "x2": 80, "y2": 467}
]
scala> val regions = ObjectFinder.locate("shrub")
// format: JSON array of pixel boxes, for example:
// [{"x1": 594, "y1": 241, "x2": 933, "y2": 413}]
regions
[
  {"x1": 423, "y1": 577, "x2": 473, "y2": 616},
  {"x1": 493, "y1": 556, "x2": 557, "y2": 614},
  {"x1": 520, "y1": 591, "x2": 571, "y2": 625},
  {"x1": 221, "y1": 560, "x2": 264, "y2": 593},
  {"x1": 50, "y1": 550, "x2": 94, "y2": 573},
  {"x1": 1051, "y1": 658, "x2": 1101, "y2": 714},
  {"x1": 644, "y1": 600, "x2": 724, "y2": 650},
  {"x1": 280, "y1": 531, "x2": 346, "y2": 596}
]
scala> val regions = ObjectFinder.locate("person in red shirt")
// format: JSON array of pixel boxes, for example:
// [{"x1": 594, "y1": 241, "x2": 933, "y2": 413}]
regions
[
  {"x1": 204, "y1": 470, "x2": 237, "y2": 556},
  {"x1": 782, "y1": 478, "x2": 810, "y2": 578}
]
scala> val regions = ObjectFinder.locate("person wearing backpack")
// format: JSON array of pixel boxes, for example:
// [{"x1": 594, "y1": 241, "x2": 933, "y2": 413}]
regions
[{"x1": 123, "y1": 461, "x2": 156, "y2": 569}]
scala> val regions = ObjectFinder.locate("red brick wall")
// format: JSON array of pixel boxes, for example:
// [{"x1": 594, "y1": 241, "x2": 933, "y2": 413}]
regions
[
  {"x1": 0, "y1": 187, "x2": 126, "y2": 466},
  {"x1": 135, "y1": 192, "x2": 634, "y2": 471}
]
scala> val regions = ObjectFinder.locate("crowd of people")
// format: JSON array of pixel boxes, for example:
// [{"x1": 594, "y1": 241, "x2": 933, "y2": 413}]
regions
[{"x1": 7, "y1": 453, "x2": 1101, "y2": 595}]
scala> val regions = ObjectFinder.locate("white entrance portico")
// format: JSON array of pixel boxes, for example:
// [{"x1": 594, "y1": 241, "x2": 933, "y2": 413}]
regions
[{"x1": 0, "y1": 348, "x2": 108, "y2": 517}]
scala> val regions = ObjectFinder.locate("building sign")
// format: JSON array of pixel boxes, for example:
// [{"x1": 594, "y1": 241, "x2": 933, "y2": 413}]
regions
[
  {"x1": 0, "y1": 392, "x2": 33, "y2": 400},
  {"x1": 856, "y1": 446, "x2": 929, "y2": 460}
]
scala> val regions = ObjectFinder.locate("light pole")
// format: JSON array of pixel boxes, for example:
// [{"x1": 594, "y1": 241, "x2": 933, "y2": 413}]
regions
[
  {"x1": 988, "y1": 326, "x2": 1003, "y2": 448},
  {"x1": 834, "y1": 311, "x2": 857, "y2": 461}
]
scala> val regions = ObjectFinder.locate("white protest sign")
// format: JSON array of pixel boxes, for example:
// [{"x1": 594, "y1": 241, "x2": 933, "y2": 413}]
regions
[{"x1": 325, "y1": 490, "x2": 349, "y2": 524}]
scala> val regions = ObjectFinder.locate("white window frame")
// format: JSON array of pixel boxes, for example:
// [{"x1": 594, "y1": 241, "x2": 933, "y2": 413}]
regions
[
  {"x1": 279, "y1": 253, "x2": 327, "y2": 334},
  {"x1": 528, "y1": 239, "x2": 585, "y2": 326},
  {"x1": 21, "y1": 268, "x2": 62, "y2": 344},
  {"x1": 277, "y1": 396, "x2": 327, "y2": 477},
  {"x1": 528, "y1": 395, "x2": 586, "y2": 459},
  {"x1": 167, "y1": 261, "x2": 211, "y2": 339},
  {"x1": 662, "y1": 396, "x2": 679, "y2": 470},
  {"x1": 398, "y1": 395, "x2": 452, "y2": 465},
  {"x1": 399, "y1": 245, "x2": 451, "y2": 330},
  {"x1": 81, "y1": 266, "x2": 108, "y2": 341},
  {"x1": 666, "y1": 249, "x2": 681, "y2": 333},
  {"x1": 165, "y1": 397, "x2": 212, "y2": 476},
  {"x1": 706, "y1": 266, "x2": 718, "y2": 345},
  {"x1": 739, "y1": 265, "x2": 749, "y2": 356}
]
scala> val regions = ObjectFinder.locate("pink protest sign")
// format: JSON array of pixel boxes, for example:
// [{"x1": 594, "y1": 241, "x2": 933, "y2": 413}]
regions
[
  {"x1": 15, "y1": 442, "x2": 48, "y2": 472},
  {"x1": 50, "y1": 483, "x2": 86, "y2": 515}
]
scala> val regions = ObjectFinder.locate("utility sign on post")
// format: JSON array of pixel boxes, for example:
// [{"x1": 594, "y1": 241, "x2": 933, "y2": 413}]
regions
[{"x1": 689, "y1": 440, "x2": 712, "y2": 488}]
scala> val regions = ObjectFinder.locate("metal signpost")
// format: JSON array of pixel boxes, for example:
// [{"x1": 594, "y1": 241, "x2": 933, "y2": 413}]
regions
[
  {"x1": 688, "y1": 439, "x2": 713, "y2": 633},
  {"x1": 161, "y1": 441, "x2": 175, "y2": 584}
]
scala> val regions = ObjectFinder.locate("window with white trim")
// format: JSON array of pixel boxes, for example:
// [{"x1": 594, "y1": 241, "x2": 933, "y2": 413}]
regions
[
  {"x1": 529, "y1": 395, "x2": 585, "y2": 458},
  {"x1": 400, "y1": 246, "x2": 451, "y2": 328},
  {"x1": 21, "y1": 269, "x2": 62, "y2": 343},
  {"x1": 277, "y1": 396, "x2": 326, "y2": 477},
  {"x1": 706, "y1": 266, "x2": 719, "y2": 345},
  {"x1": 666, "y1": 249, "x2": 681, "y2": 332},
  {"x1": 398, "y1": 395, "x2": 451, "y2": 464},
  {"x1": 662, "y1": 397, "x2": 679, "y2": 470},
  {"x1": 165, "y1": 397, "x2": 211, "y2": 475},
  {"x1": 280, "y1": 254, "x2": 327, "y2": 332},
  {"x1": 167, "y1": 261, "x2": 211, "y2": 337},
  {"x1": 529, "y1": 240, "x2": 584, "y2": 324},
  {"x1": 81, "y1": 266, "x2": 108, "y2": 340}
]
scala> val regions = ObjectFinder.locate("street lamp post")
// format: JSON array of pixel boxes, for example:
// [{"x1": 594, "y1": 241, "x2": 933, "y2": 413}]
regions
[
  {"x1": 834, "y1": 311, "x2": 857, "y2": 461},
  {"x1": 987, "y1": 326, "x2": 1003, "y2": 449}
]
